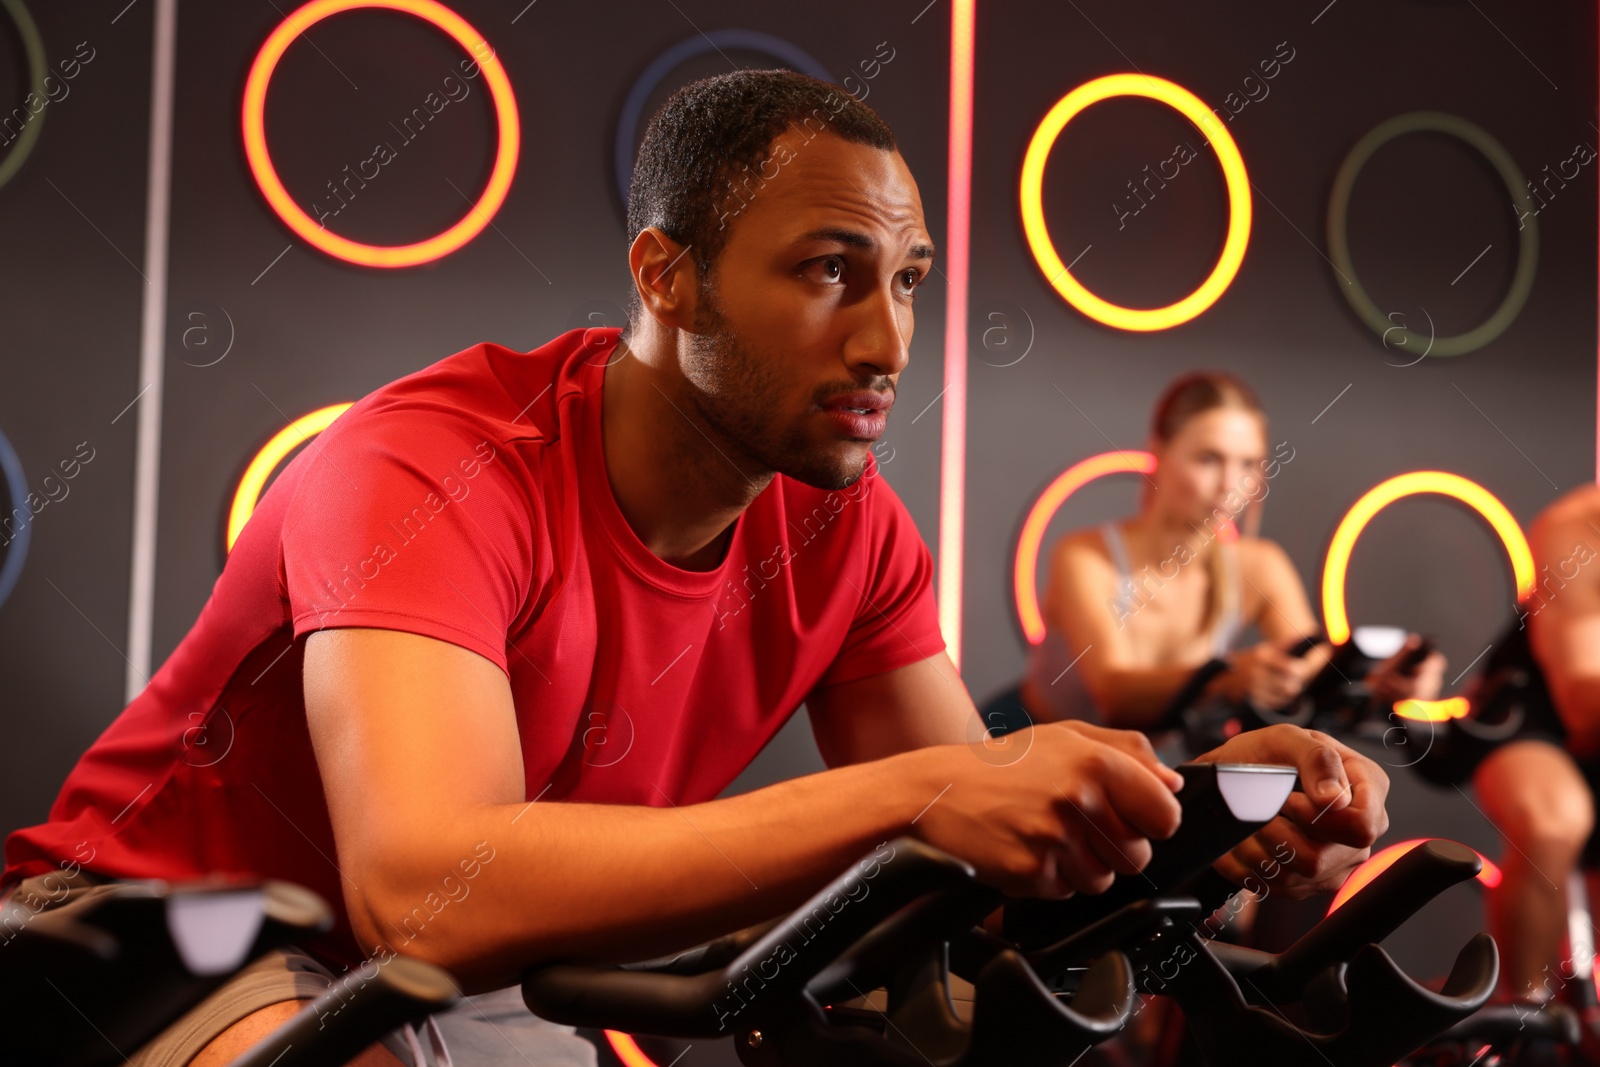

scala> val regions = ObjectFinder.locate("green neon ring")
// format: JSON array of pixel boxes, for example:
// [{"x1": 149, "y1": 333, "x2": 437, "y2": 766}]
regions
[
  {"x1": 0, "y1": 0, "x2": 47, "y2": 192},
  {"x1": 1327, "y1": 111, "x2": 1539, "y2": 359}
]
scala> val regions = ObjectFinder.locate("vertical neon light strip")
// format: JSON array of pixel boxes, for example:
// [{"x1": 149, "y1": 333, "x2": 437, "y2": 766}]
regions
[
  {"x1": 126, "y1": 0, "x2": 180, "y2": 701},
  {"x1": 939, "y1": 0, "x2": 974, "y2": 669}
]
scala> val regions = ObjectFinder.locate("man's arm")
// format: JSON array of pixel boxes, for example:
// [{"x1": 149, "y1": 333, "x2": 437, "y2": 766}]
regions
[
  {"x1": 307, "y1": 628, "x2": 1197, "y2": 996},
  {"x1": 305, "y1": 627, "x2": 940, "y2": 993},
  {"x1": 806, "y1": 650, "x2": 979, "y2": 765}
]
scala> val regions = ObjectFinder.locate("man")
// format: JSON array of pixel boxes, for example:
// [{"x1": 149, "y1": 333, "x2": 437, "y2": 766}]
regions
[
  {"x1": 1, "y1": 70, "x2": 1389, "y2": 1066},
  {"x1": 1473, "y1": 483, "x2": 1600, "y2": 1015}
]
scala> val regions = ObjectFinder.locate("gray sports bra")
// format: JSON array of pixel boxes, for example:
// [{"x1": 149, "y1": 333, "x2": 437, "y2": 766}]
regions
[{"x1": 1024, "y1": 522, "x2": 1244, "y2": 724}]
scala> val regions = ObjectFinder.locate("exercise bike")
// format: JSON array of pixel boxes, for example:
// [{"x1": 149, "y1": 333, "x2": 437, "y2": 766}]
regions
[
  {"x1": 521, "y1": 762, "x2": 1498, "y2": 1067},
  {"x1": 0, "y1": 873, "x2": 461, "y2": 1066},
  {"x1": 1174, "y1": 622, "x2": 1596, "y2": 1065}
]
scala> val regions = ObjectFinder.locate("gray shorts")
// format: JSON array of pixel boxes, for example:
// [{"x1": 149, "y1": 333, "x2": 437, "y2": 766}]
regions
[{"x1": 1, "y1": 870, "x2": 598, "y2": 1067}]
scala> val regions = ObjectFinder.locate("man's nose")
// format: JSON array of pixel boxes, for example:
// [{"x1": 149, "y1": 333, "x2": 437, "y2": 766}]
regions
[{"x1": 843, "y1": 285, "x2": 910, "y2": 377}]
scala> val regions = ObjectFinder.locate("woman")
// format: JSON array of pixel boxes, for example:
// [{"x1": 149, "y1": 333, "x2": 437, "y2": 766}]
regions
[{"x1": 1019, "y1": 371, "x2": 1443, "y2": 735}]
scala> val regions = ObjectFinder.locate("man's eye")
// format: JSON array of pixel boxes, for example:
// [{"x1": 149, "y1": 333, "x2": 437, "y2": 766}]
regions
[
  {"x1": 805, "y1": 256, "x2": 845, "y2": 283},
  {"x1": 898, "y1": 269, "x2": 922, "y2": 294}
]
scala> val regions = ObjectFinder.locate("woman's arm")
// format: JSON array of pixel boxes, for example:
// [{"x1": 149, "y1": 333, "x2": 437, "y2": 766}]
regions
[
  {"x1": 1039, "y1": 533, "x2": 1214, "y2": 729},
  {"x1": 1237, "y1": 539, "x2": 1321, "y2": 642},
  {"x1": 1049, "y1": 536, "x2": 1333, "y2": 727}
]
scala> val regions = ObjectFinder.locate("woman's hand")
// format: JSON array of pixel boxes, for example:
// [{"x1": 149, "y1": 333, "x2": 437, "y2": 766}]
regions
[
  {"x1": 1367, "y1": 634, "x2": 1447, "y2": 707},
  {"x1": 1194, "y1": 724, "x2": 1390, "y2": 897},
  {"x1": 1212, "y1": 638, "x2": 1330, "y2": 710}
]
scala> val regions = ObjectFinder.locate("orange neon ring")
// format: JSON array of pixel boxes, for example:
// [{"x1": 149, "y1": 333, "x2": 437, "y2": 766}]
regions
[
  {"x1": 1328, "y1": 838, "x2": 1501, "y2": 916},
  {"x1": 1014, "y1": 450, "x2": 1244, "y2": 644},
  {"x1": 1014, "y1": 451, "x2": 1156, "y2": 644},
  {"x1": 1320, "y1": 471, "x2": 1534, "y2": 646},
  {"x1": 242, "y1": 0, "x2": 520, "y2": 267},
  {"x1": 604, "y1": 1032, "x2": 664, "y2": 1067},
  {"x1": 226, "y1": 403, "x2": 353, "y2": 553}
]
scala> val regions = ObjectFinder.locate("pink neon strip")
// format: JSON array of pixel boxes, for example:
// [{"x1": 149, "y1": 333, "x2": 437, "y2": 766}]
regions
[{"x1": 938, "y1": 0, "x2": 975, "y2": 669}]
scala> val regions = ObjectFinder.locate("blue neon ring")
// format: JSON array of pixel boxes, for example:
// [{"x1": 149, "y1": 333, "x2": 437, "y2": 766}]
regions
[
  {"x1": 613, "y1": 30, "x2": 833, "y2": 212},
  {"x1": 0, "y1": 426, "x2": 31, "y2": 611}
]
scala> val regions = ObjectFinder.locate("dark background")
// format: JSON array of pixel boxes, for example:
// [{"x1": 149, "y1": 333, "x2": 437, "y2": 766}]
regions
[{"x1": 0, "y1": 0, "x2": 1593, "y2": 1013}]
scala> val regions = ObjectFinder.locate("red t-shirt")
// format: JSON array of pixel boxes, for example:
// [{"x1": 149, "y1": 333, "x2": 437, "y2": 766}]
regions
[{"x1": 2, "y1": 327, "x2": 945, "y2": 970}]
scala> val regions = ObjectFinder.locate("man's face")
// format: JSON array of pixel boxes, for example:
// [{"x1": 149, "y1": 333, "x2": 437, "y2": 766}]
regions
[{"x1": 679, "y1": 128, "x2": 933, "y2": 491}]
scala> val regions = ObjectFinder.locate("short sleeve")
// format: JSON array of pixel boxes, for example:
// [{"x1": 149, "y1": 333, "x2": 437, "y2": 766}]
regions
[
  {"x1": 281, "y1": 410, "x2": 534, "y2": 675},
  {"x1": 817, "y1": 465, "x2": 946, "y2": 687}
]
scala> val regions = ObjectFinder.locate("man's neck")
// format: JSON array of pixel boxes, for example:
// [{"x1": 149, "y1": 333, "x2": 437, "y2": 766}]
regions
[{"x1": 600, "y1": 338, "x2": 773, "y2": 572}]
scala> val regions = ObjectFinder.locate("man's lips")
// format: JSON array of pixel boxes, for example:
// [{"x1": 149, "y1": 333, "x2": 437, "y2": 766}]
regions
[{"x1": 820, "y1": 391, "x2": 894, "y2": 415}]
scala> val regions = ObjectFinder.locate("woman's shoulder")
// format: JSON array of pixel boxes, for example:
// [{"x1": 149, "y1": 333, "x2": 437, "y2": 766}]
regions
[
  {"x1": 1052, "y1": 524, "x2": 1115, "y2": 558},
  {"x1": 1232, "y1": 534, "x2": 1295, "y2": 575},
  {"x1": 1047, "y1": 524, "x2": 1119, "y2": 578}
]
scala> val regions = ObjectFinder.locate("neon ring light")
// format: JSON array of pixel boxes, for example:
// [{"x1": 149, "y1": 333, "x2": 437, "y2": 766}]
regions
[
  {"x1": 243, "y1": 0, "x2": 520, "y2": 268},
  {"x1": 614, "y1": 30, "x2": 831, "y2": 211},
  {"x1": 1320, "y1": 470, "x2": 1534, "y2": 647},
  {"x1": 1014, "y1": 451, "x2": 1157, "y2": 644},
  {"x1": 605, "y1": 1031, "x2": 667, "y2": 1067},
  {"x1": 1393, "y1": 696, "x2": 1471, "y2": 723},
  {"x1": 227, "y1": 403, "x2": 352, "y2": 553},
  {"x1": 0, "y1": 426, "x2": 31, "y2": 612},
  {"x1": 1328, "y1": 838, "x2": 1501, "y2": 916},
  {"x1": 1020, "y1": 74, "x2": 1252, "y2": 331},
  {"x1": 1327, "y1": 112, "x2": 1539, "y2": 358},
  {"x1": 0, "y1": 0, "x2": 47, "y2": 193}
]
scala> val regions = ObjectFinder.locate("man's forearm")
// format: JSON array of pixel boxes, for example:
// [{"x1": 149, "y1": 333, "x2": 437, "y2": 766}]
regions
[{"x1": 351, "y1": 745, "x2": 944, "y2": 992}]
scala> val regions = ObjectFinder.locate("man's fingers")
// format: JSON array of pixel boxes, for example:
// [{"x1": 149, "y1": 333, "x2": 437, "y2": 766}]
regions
[
  {"x1": 1290, "y1": 731, "x2": 1351, "y2": 808},
  {"x1": 1091, "y1": 748, "x2": 1184, "y2": 840},
  {"x1": 1221, "y1": 820, "x2": 1371, "y2": 897},
  {"x1": 1066, "y1": 801, "x2": 1153, "y2": 877},
  {"x1": 1058, "y1": 724, "x2": 1185, "y2": 791},
  {"x1": 1044, "y1": 839, "x2": 1117, "y2": 896}
]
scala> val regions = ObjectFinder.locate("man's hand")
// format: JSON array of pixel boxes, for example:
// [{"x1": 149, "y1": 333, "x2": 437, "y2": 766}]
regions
[
  {"x1": 1367, "y1": 634, "x2": 1447, "y2": 707},
  {"x1": 1194, "y1": 724, "x2": 1390, "y2": 897},
  {"x1": 910, "y1": 721, "x2": 1185, "y2": 899}
]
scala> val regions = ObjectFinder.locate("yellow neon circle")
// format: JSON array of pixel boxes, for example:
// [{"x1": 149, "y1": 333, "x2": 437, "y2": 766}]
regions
[
  {"x1": 242, "y1": 0, "x2": 520, "y2": 268},
  {"x1": 1020, "y1": 73, "x2": 1252, "y2": 331},
  {"x1": 227, "y1": 403, "x2": 353, "y2": 552},
  {"x1": 1393, "y1": 696, "x2": 1471, "y2": 723},
  {"x1": 1321, "y1": 471, "x2": 1534, "y2": 645}
]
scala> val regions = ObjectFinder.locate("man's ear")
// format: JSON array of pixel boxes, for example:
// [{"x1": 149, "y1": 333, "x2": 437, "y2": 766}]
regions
[{"x1": 629, "y1": 227, "x2": 702, "y2": 332}]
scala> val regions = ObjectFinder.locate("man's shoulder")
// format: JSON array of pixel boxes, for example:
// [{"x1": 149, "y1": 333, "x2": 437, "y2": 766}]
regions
[{"x1": 331, "y1": 328, "x2": 608, "y2": 455}]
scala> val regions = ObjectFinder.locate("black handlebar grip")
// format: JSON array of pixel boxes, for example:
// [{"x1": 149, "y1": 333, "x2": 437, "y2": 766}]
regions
[
  {"x1": 227, "y1": 955, "x2": 460, "y2": 1067},
  {"x1": 524, "y1": 838, "x2": 977, "y2": 1037},
  {"x1": 1250, "y1": 839, "x2": 1481, "y2": 1002},
  {"x1": 1005, "y1": 764, "x2": 1297, "y2": 949},
  {"x1": 1286, "y1": 634, "x2": 1323, "y2": 658}
]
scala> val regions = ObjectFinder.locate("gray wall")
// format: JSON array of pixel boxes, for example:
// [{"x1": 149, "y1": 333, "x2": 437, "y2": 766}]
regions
[{"x1": 0, "y1": 0, "x2": 1594, "y2": 979}]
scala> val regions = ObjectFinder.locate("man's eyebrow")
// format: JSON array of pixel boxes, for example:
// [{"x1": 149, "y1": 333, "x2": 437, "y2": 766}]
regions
[{"x1": 800, "y1": 227, "x2": 936, "y2": 261}]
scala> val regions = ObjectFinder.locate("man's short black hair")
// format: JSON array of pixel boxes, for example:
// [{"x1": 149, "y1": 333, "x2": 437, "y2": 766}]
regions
[{"x1": 622, "y1": 68, "x2": 898, "y2": 338}]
